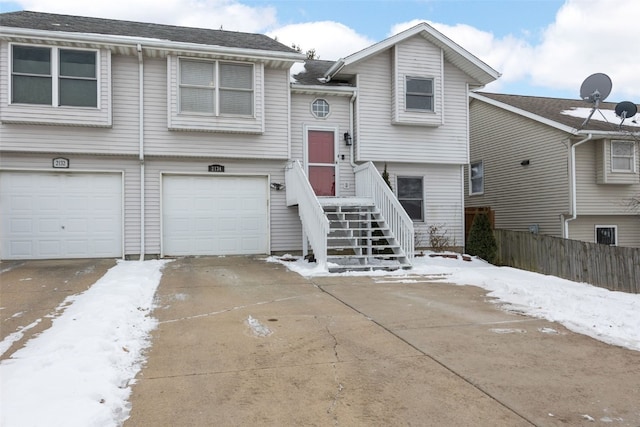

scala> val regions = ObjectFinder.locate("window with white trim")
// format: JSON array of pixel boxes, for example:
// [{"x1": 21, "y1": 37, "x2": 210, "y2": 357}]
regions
[
  {"x1": 311, "y1": 98, "x2": 330, "y2": 118},
  {"x1": 469, "y1": 161, "x2": 484, "y2": 195},
  {"x1": 397, "y1": 176, "x2": 424, "y2": 221},
  {"x1": 405, "y1": 76, "x2": 434, "y2": 111},
  {"x1": 179, "y1": 59, "x2": 253, "y2": 116},
  {"x1": 611, "y1": 141, "x2": 635, "y2": 172},
  {"x1": 595, "y1": 225, "x2": 617, "y2": 245},
  {"x1": 11, "y1": 45, "x2": 97, "y2": 107}
]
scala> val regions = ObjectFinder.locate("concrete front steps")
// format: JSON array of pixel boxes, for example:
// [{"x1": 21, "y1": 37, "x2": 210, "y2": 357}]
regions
[{"x1": 318, "y1": 197, "x2": 412, "y2": 273}]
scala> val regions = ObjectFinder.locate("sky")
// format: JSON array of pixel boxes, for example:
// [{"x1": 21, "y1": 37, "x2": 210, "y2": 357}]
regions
[
  {"x1": 1, "y1": 0, "x2": 639, "y2": 102},
  {"x1": 1, "y1": 255, "x2": 639, "y2": 425}
]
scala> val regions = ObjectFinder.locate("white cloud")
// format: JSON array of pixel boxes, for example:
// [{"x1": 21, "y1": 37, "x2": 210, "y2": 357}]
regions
[{"x1": 267, "y1": 21, "x2": 373, "y2": 60}]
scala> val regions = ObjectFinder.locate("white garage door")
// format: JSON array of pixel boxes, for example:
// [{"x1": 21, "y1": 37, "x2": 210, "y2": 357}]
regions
[
  {"x1": 0, "y1": 171, "x2": 122, "y2": 260},
  {"x1": 162, "y1": 175, "x2": 269, "y2": 256}
]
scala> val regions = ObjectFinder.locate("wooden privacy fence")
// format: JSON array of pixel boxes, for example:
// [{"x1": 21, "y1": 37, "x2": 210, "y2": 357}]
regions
[{"x1": 494, "y1": 229, "x2": 640, "y2": 294}]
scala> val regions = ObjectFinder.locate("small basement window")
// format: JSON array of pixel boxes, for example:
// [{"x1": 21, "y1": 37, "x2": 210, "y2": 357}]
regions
[
  {"x1": 397, "y1": 176, "x2": 424, "y2": 221},
  {"x1": 595, "y1": 225, "x2": 617, "y2": 245}
]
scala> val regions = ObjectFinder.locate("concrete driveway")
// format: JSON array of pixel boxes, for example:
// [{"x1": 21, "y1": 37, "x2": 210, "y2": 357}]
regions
[{"x1": 124, "y1": 257, "x2": 640, "y2": 427}]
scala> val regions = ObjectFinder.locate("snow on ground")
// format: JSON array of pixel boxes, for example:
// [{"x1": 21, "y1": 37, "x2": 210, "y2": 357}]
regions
[
  {"x1": 268, "y1": 253, "x2": 640, "y2": 352},
  {"x1": 0, "y1": 260, "x2": 170, "y2": 427}
]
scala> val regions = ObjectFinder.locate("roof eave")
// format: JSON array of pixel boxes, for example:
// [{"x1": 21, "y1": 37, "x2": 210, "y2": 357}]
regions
[{"x1": 290, "y1": 83, "x2": 356, "y2": 96}]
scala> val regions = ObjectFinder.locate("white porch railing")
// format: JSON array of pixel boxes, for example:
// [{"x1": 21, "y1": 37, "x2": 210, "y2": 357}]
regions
[
  {"x1": 354, "y1": 162, "x2": 414, "y2": 261},
  {"x1": 285, "y1": 160, "x2": 330, "y2": 267}
]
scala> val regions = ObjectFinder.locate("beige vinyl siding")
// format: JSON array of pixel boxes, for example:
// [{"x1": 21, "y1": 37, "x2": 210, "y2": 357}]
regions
[
  {"x1": 290, "y1": 93, "x2": 355, "y2": 196},
  {"x1": 0, "y1": 42, "x2": 112, "y2": 127},
  {"x1": 467, "y1": 100, "x2": 570, "y2": 237},
  {"x1": 383, "y1": 162, "x2": 464, "y2": 248},
  {"x1": 142, "y1": 158, "x2": 301, "y2": 255},
  {"x1": 595, "y1": 140, "x2": 639, "y2": 185},
  {"x1": 568, "y1": 215, "x2": 640, "y2": 248},
  {"x1": 0, "y1": 54, "x2": 140, "y2": 155},
  {"x1": 0, "y1": 152, "x2": 141, "y2": 255},
  {"x1": 143, "y1": 59, "x2": 290, "y2": 159},
  {"x1": 351, "y1": 51, "x2": 470, "y2": 164},
  {"x1": 575, "y1": 141, "x2": 640, "y2": 215},
  {"x1": 393, "y1": 36, "x2": 443, "y2": 126}
]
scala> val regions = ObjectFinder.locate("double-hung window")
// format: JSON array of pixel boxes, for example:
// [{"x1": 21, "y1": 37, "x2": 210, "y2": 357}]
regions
[
  {"x1": 179, "y1": 59, "x2": 253, "y2": 116},
  {"x1": 611, "y1": 141, "x2": 635, "y2": 172},
  {"x1": 405, "y1": 76, "x2": 434, "y2": 111},
  {"x1": 11, "y1": 45, "x2": 97, "y2": 107},
  {"x1": 397, "y1": 176, "x2": 424, "y2": 221},
  {"x1": 469, "y1": 161, "x2": 484, "y2": 195}
]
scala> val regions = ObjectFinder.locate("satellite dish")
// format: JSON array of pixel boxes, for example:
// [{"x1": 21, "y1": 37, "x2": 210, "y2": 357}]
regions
[
  {"x1": 615, "y1": 101, "x2": 638, "y2": 119},
  {"x1": 614, "y1": 101, "x2": 638, "y2": 127},
  {"x1": 580, "y1": 73, "x2": 612, "y2": 103}
]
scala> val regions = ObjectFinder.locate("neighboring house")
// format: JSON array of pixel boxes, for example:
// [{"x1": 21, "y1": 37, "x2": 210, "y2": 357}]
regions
[
  {"x1": 466, "y1": 92, "x2": 640, "y2": 248},
  {"x1": 0, "y1": 11, "x2": 499, "y2": 270}
]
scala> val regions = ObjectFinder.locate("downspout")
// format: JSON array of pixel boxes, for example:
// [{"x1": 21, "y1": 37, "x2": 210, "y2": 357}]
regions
[
  {"x1": 349, "y1": 89, "x2": 357, "y2": 168},
  {"x1": 137, "y1": 44, "x2": 145, "y2": 260},
  {"x1": 564, "y1": 133, "x2": 593, "y2": 238}
]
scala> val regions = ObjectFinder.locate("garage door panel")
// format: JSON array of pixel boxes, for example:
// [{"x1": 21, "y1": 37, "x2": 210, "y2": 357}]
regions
[
  {"x1": 0, "y1": 172, "x2": 122, "y2": 260},
  {"x1": 163, "y1": 175, "x2": 268, "y2": 256}
]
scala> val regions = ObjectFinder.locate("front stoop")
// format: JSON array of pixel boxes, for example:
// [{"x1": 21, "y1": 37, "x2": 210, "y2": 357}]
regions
[{"x1": 318, "y1": 197, "x2": 412, "y2": 273}]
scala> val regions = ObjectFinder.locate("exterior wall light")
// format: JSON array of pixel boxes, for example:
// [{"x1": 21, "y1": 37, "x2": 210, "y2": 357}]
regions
[{"x1": 344, "y1": 132, "x2": 352, "y2": 146}]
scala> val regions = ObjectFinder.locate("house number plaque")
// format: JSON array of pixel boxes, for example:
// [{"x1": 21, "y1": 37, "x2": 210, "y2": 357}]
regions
[
  {"x1": 208, "y1": 164, "x2": 225, "y2": 172},
  {"x1": 52, "y1": 157, "x2": 70, "y2": 169}
]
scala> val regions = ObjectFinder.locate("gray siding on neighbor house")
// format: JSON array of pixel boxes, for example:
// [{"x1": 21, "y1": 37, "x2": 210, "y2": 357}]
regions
[
  {"x1": 142, "y1": 158, "x2": 301, "y2": 255},
  {"x1": 568, "y1": 215, "x2": 640, "y2": 248},
  {"x1": 290, "y1": 92, "x2": 355, "y2": 197},
  {"x1": 0, "y1": 152, "x2": 142, "y2": 255},
  {"x1": 383, "y1": 162, "x2": 465, "y2": 248},
  {"x1": 143, "y1": 58, "x2": 291, "y2": 159},
  {"x1": 575, "y1": 141, "x2": 640, "y2": 215},
  {"x1": 349, "y1": 50, "x2": 471, "y2": 165},
  {"x1": 467, "y1": 99, "x2": 571, "y2": 237},
  {"x1": 0, "y1": 53, "x2": 139, "y2": 155}
]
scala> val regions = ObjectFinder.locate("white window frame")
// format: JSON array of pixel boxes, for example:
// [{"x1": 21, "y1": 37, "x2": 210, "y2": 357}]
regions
[
  {"x1": 405, "y1": 76, "x2": 434, "y2": 112},
  {"x1": 469, "y1": 161, "x2": 484, "y2": 195},
  {"x1": 178, "y1": 58, "x2": 254, "y2": 117},
  {"x1": 595, "y1": 225, "x2": 617, "y2": 246},
  {"x1": 311, "y1": 98, "x2": 330, "y2": 119},
  {"x1": 396, "y1": 176, "x2": 424, "y2": 222},
  {"x1": 611, "y1": 140, "x2": 636, "y2": 173},
  {"x1": 9, "y1": 43, "x2": 99, "y2": 108}
]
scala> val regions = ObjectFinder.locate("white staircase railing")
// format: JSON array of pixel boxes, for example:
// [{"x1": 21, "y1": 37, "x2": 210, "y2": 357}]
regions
[
  {"x1": 354, "y1": 162, "x2": 414, "y2": 262},
  {"x1": 285, "y1": 160, "x2": 330, "y2": 266}
]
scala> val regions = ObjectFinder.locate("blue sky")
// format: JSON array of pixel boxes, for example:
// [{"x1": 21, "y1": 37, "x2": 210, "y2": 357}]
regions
[{"x1": 1, "y1": 0, "x2": 639, "y2": 101}]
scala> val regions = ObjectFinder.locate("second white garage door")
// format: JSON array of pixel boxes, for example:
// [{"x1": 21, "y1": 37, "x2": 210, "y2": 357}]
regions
[{"x1": 162, "y1": 175, "x2": 269, "y2": 256}]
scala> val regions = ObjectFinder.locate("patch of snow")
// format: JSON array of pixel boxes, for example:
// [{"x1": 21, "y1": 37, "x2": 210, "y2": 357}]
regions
[
  {"x1": 0, "y1": 318, "x2": 41, "y2": 357},
  {"x1": 561, "y1": 107, "x2": 640, "y2": 128},
  {"x1": 490, "y1": 328, "x2": 527, "y2": 334},
  {"x1": 0, "y1": 260, "x2": 170, "y2": 427},
  {"x1": 582, "y1": 414, "x2": 596, "y2": 421},
  {"x1": 289, "y1": 62, "x2": 306, "y2": 83},
  {"x1": 246, "y1": 315, "x2": 272, "y2": 337}
]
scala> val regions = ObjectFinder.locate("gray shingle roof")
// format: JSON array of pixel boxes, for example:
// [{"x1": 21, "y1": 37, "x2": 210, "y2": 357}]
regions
[
  {"x1": 292, "y1": 59, "x2": 355, "y2": 86},
  {"x1": 476, "y1": 92, "x2": 639, "y2": 134},
  {"x1": 0, "y1": 10, "x2": 298, "y2": 53}
]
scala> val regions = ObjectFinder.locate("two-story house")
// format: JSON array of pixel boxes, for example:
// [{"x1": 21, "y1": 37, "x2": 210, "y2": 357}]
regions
[
  {"x1": 0, "y1": 11, "x2": 499, "y2": 270},
  {"x1": 466, "y1": 92, "x2": 640, "y2": 248}
]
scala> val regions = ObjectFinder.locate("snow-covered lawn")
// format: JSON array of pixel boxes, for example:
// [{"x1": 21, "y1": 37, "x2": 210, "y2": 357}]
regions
[
  {"x1": 0, "y1": 260, "x2": 170, "y2": 427},
  {"x1": 1, "y1": 254, "x2": 638, "y2": 426}
]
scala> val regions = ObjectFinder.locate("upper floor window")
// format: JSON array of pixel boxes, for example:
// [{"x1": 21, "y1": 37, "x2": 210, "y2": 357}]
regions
[
  {"x1": 397, "y1": 176, "x2": 424, "y2": 221},
  {"x1": 595, "y1": 225, "x2": 617, "y2": 245},
  {"x1": 311, "y1": 99, "x2": 330, "y2": 118},
  {"x1": 469, "y1": 161, "x2": 484, "y2": 195},
  {"x1": 611, "y1": 141, "x2": 635, "y2": 172},
  {"x1": 405, "y1": 76, "x2": 434, "y2": 111},
  {"x1": 11, "y1": 45, "x2": 97, "y2": 107},
  {"x1": 179, "y1": 59, "x2": 253, "y2": 116}
]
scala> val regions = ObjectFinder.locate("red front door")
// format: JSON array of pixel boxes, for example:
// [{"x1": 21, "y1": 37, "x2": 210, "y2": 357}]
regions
[{"x1": 307, "y1": 130, "x2": 335, "y2": 196}]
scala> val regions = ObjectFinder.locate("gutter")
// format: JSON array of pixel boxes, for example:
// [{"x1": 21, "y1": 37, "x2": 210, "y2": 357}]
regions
[
  {"x1": 564, "y1": 133, "x2": 593, "y2": 238},
  {"x1": 137, "y1": 44, "x2": 145, "y2": 260}
]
